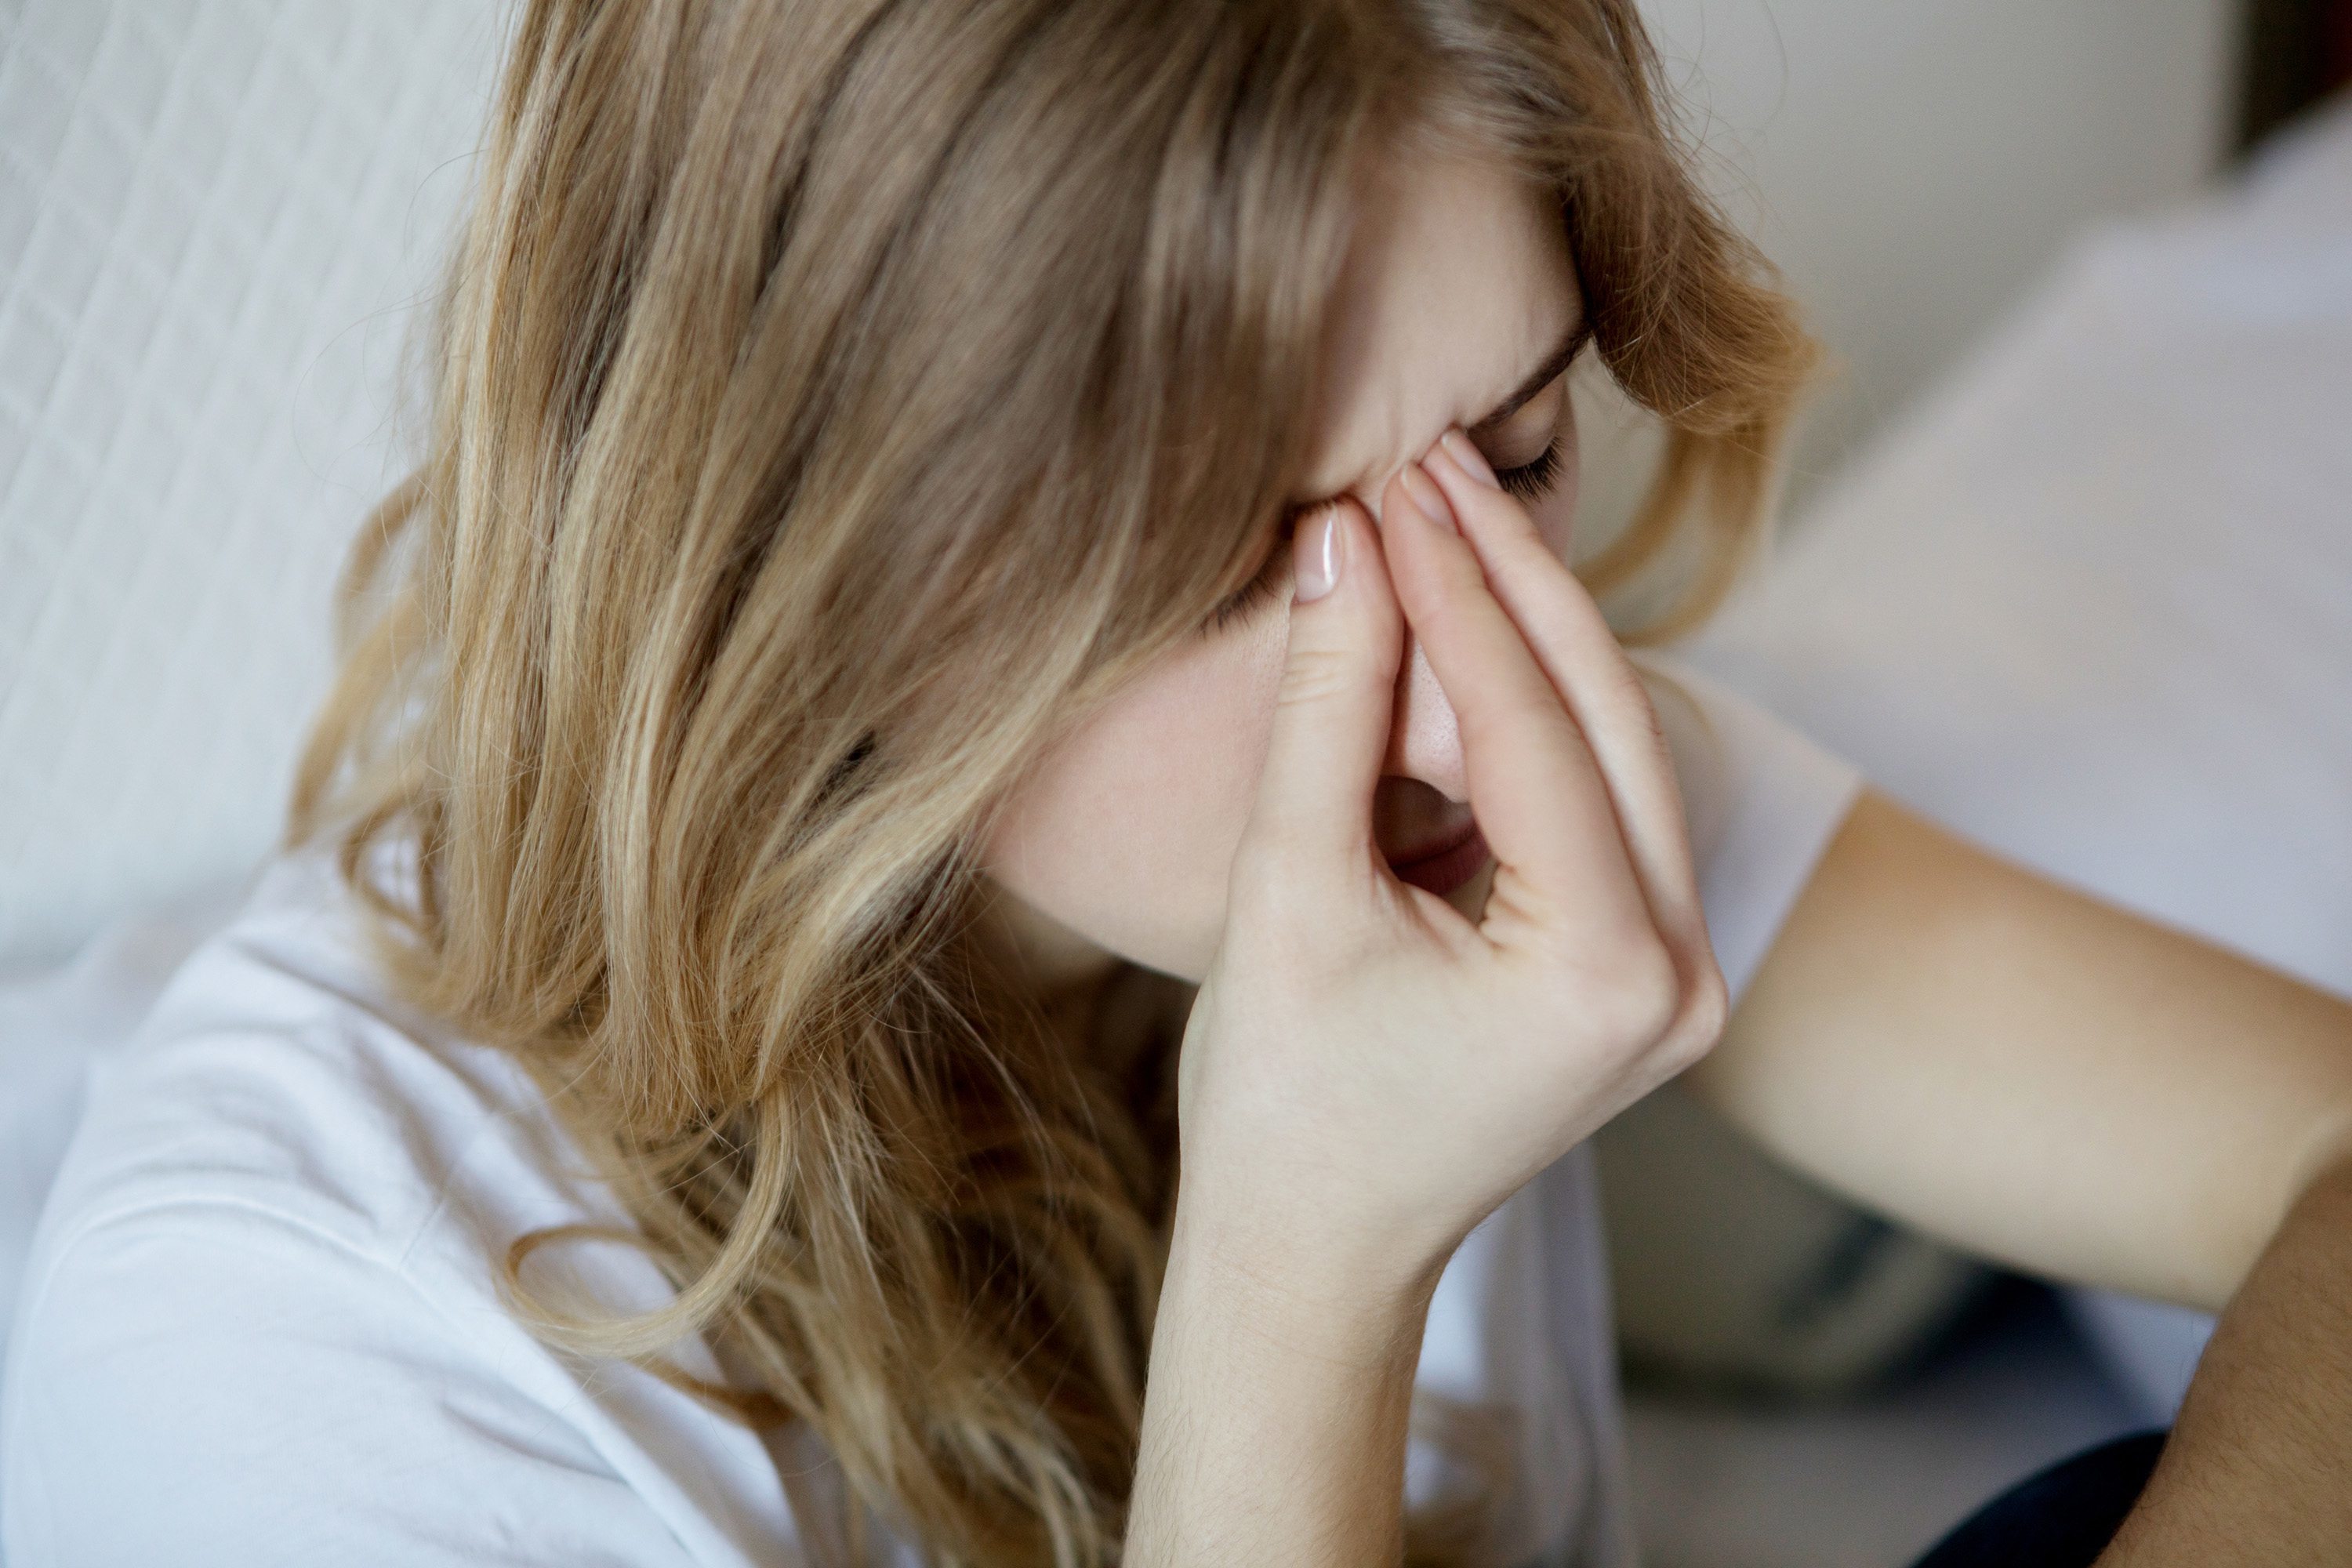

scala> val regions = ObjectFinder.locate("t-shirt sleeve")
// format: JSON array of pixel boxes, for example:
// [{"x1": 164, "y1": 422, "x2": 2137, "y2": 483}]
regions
[
  {"x1": 1634, "y1": 653, "x2": 1864, "y2": 1005},
  {"x1": 2, "y1": 1200, "x2": 702, "y2": 1568}
]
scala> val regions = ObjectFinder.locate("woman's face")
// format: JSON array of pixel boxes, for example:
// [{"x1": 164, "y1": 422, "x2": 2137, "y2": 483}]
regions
[{"x1": 982, "y1": 143, "x2": 1588, "y2": 985}]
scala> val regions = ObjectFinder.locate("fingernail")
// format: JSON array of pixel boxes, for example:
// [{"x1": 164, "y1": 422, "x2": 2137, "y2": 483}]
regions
[
  {"x1": 1292, "y1": 505, "x2": 1341, "y2": 602},
  {"x1": 1439, "y1": 427, "x2": 1498, "y2": 488},
  {"x1": 1399, "y1": 462, "x2": 1456, "y2": 534}
]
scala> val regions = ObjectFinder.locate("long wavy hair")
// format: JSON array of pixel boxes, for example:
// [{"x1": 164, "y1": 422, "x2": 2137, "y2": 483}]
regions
[{"x1": 287, "y1": 1, "x2": 1815, "y2": 1563}]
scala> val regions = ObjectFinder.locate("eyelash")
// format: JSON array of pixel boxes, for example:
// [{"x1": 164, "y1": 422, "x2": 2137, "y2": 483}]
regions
[
  {"x1": 1207, "y1": 424, "x2": 1572, "y2": 631},
  {"x1": 1494, "y1": 426, "x2": 1568, "y2": 504}
]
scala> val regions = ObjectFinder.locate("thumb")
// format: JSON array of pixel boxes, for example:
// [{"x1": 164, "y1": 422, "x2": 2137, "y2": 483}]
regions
[{"x1": 1240, "y1": 499, "x2": 1403, "y2": 882}]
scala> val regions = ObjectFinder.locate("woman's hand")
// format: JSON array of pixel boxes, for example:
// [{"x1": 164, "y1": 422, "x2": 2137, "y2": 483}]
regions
[
  {"x1": 1126, "y1": 429, "x2": 1726, "y2": 1568},
  {"x1": 1174, "y1": 425, "x2": 1728, "y2": 1305}
]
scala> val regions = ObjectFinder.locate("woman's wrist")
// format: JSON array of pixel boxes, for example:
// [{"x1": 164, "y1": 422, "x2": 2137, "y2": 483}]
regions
[
  {"x1": 1129, "y1": 1186, "x2": 1439, "y2": 1568},
  {"x1": 1163, "y1": 1168, "x2": 1450, "y2": 1363}
]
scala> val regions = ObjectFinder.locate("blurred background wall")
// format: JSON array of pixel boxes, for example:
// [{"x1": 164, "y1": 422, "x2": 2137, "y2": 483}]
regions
[
  {"x1": 1638, "y1": 0, "x2": 2236, "y2": 508},
  {"x1": 1571, "y1": 0, "x2": 2241, "y2": 547}
]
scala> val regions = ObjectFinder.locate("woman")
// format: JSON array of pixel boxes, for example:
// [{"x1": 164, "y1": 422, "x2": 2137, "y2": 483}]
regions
[{"x1": 5, "y1": 2, "x2": 2349, "y2": 1565}]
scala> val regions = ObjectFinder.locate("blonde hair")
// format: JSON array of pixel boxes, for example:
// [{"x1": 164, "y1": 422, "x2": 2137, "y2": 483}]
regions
[{"x1": 289, "y1": 2, "x2": 1814, "y2": 1563}]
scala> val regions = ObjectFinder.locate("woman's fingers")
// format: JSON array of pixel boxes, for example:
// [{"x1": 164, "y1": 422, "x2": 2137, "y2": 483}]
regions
[
  {"x1": 1421, "y1": 431, "x2": 1709, "y2": 949},
  {"x1": 1238, "y1": 499, "x2": 1403, "y2": 893},
  {"x1": 1376, "y1": 464, "x2": 1654, "y2": 943}
]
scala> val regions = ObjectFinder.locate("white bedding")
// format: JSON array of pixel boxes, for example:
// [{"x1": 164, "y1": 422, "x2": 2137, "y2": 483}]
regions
[{"x1": 0, "y1": 0, "x2": 497, "y2": 973}]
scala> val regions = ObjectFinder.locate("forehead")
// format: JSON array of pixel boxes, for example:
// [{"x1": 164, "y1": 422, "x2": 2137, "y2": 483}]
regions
[{"x1": 1299, "y1": 144, "x2": 1582, "y2": 510}]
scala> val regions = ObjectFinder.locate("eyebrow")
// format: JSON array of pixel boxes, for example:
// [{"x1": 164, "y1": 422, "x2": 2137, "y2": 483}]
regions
[
  {"x1": 1278, "y1": 314, "x2": 1594, "y2": 518},
  {"x1": 1467, "y1": 315, "x2": 1591, "y2": 438}
]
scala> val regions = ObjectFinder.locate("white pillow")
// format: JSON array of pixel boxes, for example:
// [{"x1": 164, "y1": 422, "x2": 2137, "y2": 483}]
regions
[{"x1": 0, "y1": 0, "x2": 497, "y2": 971}]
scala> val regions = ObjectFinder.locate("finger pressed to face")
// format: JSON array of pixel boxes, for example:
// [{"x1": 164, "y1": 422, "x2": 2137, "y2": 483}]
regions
[{"x1": 981, "y1": 141, "x2": 1589, "y2": 983}]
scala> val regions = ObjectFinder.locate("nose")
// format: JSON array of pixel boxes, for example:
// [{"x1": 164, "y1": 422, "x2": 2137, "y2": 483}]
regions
[{"x1": 1382, "y1": 626, "x2": 1468, "y2": 801}]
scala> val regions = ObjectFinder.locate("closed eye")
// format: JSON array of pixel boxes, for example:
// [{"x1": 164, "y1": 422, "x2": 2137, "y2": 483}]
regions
[
  {"x1": 1207, "y1": 520, "x2": 1296, "y2": 630},
  {"x1": 1204, "y1": 341, "x2": 1585, "y2": 633},
  {"x1": 1493, "y1": 426, "x2": 1567, "y2": 503}
]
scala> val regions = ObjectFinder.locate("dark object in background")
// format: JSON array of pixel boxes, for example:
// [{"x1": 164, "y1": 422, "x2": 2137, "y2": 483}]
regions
[
  {"x1": 1596, "y1": 1084, "x2": 1991, "y2": 1399},
  {"x1": 2240, "y1": 0, "x2": 2352, "y2": 150},
  {"x1": 1908, "y1": 1430, "x2": 2169, "y2": 1568}
]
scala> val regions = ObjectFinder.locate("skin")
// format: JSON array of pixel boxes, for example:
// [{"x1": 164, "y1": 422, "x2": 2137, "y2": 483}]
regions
[
  {"x1": 982, "y1": 141, "x2": 1580, "y2": 982},
  {"x1": 978, "y1": 140, "x2": 2352, "y2": 1562},
  {"x1": 1127, "y1": 374, "x2": 1722, "y2": 1567}
]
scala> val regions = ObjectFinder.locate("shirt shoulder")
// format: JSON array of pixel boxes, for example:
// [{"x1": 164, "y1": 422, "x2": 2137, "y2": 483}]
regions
[
  {"x1": 1, "y1": 850, "x2": 816, "y2": 1566},
  {"x1": 16, "y1": 850, "x2": 604, "y2": 1294},
  {"x1": 2, "y1": 1199, "x2": 700, "y2": 1566},
  {"x1": 1634, "y1": 654, "x2": 1864, "y2": 1003}
]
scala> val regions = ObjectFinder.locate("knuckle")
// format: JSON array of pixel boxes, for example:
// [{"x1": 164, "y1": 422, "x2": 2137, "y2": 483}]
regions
[
  {"x1": 1276, "y1": 643, "x2": 1369, "y2": 709},
  {"x1": 1649, "y1": 958, "x2": 1730, "y2": 1078},
  {"x1": 1556, "y1": 927, "x2": 1682, "y2": 1043},
  {"x1": 1620, "y1": 953, "x2": 1686, "y2": 1043},
  {"x1": 1617, "y1": 665, "x2": 1667, "y2": 730},
  {"x1": 1610, "y1": 924, "x2": 1677, "y2": 985},
  {"x1": 1682, "y1": 962, "x2": 1731, "y2": 1046},
  {"x1": 1398, "y1": 593, "x2": 1465, "y2": 652}
]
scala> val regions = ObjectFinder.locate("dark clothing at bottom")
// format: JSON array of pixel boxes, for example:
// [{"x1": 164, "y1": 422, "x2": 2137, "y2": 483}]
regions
[{"x1": 1910, "y1": 1428, "x2": 2169, "y2": 1568}]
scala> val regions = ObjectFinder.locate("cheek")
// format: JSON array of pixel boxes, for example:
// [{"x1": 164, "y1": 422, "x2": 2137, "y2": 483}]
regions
[{"x1": 982, "y1": 619, "x2": 1286, "y2": 981}]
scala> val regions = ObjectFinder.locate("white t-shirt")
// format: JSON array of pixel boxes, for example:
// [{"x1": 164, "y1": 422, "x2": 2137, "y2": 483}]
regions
[{"x1": 0, "y1": 659, "x2": 1858, "y2": 1568}]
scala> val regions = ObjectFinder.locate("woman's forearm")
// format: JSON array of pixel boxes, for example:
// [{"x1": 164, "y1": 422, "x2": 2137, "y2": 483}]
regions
[
  {"x1": 1124, "y1": 1196, "x2": 1442, "y2": 1568},
  {"x1": 1698, "y1": 792, "x2": 2352, "y2": 1312},
  {"x1": 2098, "y1": 1142, "x2": 2352, "y2": 1563}
]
